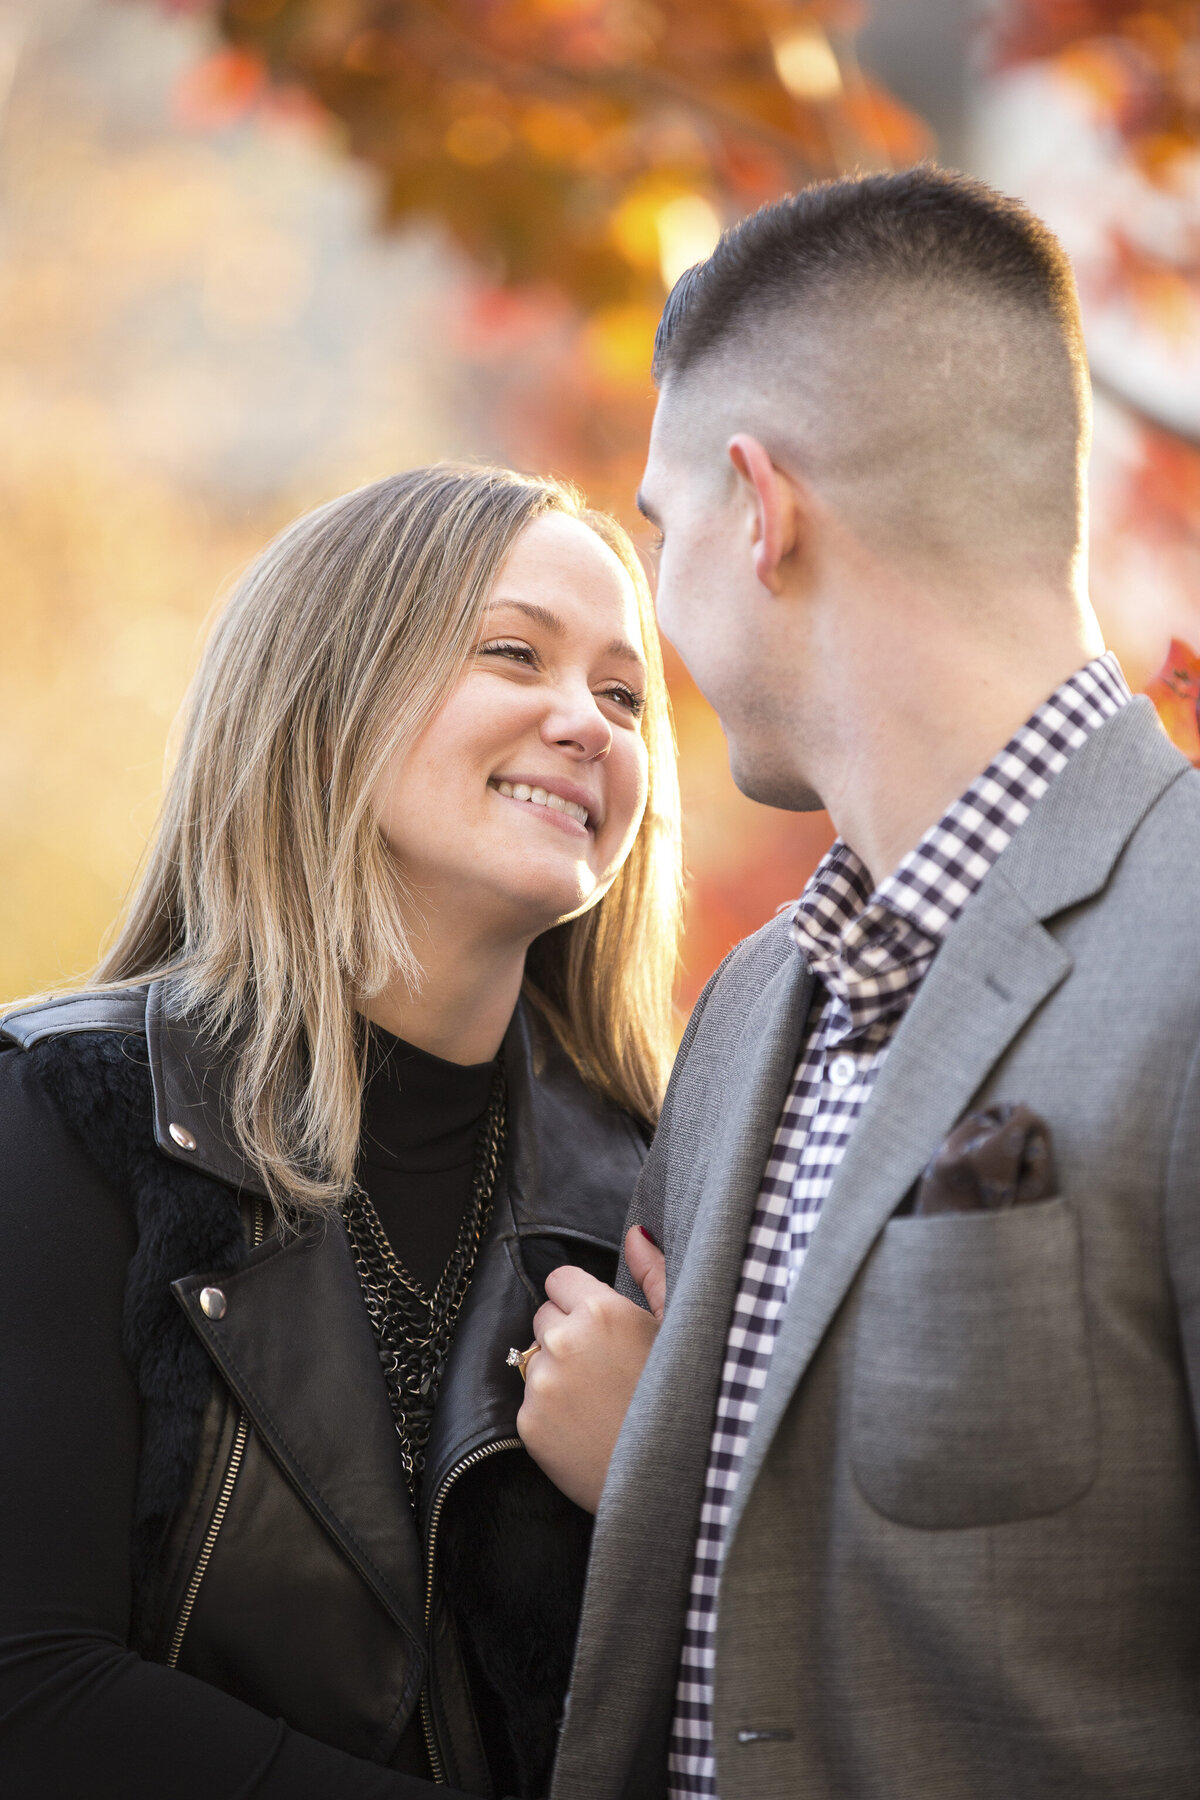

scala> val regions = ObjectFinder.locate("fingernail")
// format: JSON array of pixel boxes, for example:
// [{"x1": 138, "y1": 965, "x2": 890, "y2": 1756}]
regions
[{"x1": 637, "y1": 1225, "x2": 658, "y2": 1247}]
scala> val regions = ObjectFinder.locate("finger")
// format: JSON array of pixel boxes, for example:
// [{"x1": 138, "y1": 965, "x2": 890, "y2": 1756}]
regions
[
  {"x1": 624, "y1": 1225, "x2": 667, "y2": 1322},
  {"x1": 521, "y1": 1342, "x2": 548, "y2": 1393},
  {"x1": 515, "y1": 1391, "x2": 536, "y2": 1449},
  {"x1": 544, "y1": 1263, "x2": 609, "y2": 1313},
  {"x1": 532, "y1": 1297, "x2": 567, "y2": 1345}
]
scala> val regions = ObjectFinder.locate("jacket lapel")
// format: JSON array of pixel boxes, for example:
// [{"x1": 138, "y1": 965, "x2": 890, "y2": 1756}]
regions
[
  {"x1": 728, "y1": 697, "x2": 1190, "y2": 1539},
  {"x1": 173, "y1": 1224, "x2": 427, "y2": 1654},
  {"x1": 420, "y1": 1001, "x2": 647, "y2": 1519},
  {"x1": 169, "y1": 995, "x2": 648, "y2": 1618}
]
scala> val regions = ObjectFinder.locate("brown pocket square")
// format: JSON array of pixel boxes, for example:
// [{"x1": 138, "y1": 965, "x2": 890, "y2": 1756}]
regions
[{"x1": 911, "y1": 1103, "x2": 1058, "y2": 1217}]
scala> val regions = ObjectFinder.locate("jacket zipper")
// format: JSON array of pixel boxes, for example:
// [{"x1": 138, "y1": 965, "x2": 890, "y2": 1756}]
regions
[
  {"x1": 420, "y1": 1436, "x2": 523, "y2": 1784},
  {"x1": 166, "y1": 1200, "x2": 265, "y2": 1670}
]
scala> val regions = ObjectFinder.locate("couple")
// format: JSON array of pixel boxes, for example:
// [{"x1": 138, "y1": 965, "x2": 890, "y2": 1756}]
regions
[{"x1": 4, "y1": 166, "x2": 1200, "y2": 1800}]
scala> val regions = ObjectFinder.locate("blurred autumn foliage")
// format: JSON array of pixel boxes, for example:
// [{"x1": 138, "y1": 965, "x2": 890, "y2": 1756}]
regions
[
  {"x1": 4, "y1": 0, "x2": 1200, "y2": 1016},
  {"x1": 161, "y1": 0, "x2": 937, "y2": 1002},
  {"x1": 997, "y1": 0, "x2": 1200, "y2": 129},
  {"x1": 198, "y1": 0, "x2": 925, "y2": 299},
  {"x1": 169, "y1": 0, "x2": 929, "y2": 517},
  {"x1": 976, "y1": 1, "x2": 1200, "y2": 768},
  {"x1": 991, "y1": 0, "x2": 1199, "y2": 401},
  {"x1": 1145, "y1": 637, "x2": 1200, "y2": 763}
]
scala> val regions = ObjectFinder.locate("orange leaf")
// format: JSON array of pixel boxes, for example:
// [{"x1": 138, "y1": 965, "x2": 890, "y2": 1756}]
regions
[
  {"x1": 1143, "y1": 637, "x2": 1200, "y2": 765},
  {"x1": 172, "y1": 48, "x2": 266, "y2": 130}
]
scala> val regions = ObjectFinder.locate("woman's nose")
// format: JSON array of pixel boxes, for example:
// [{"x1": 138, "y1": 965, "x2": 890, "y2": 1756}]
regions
[{"x1": 539, "y1": 681, "x2": 612, "y2": 760}]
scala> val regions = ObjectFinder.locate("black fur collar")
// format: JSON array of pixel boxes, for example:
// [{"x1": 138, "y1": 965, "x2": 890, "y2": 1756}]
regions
[{"x1": 27, "y1": 1030, "x2": 246, "y2": 1619}]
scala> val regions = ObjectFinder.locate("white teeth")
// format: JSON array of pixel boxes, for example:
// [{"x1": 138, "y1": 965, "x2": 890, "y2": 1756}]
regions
[{"x1": 491, "y1": 780, "x2": 590, "y2": 828}]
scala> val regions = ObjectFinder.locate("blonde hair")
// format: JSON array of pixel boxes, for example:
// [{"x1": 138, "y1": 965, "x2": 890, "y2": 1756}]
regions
[{"x1": 90, "y1": 464, "x2": 683, "y2": 1215}]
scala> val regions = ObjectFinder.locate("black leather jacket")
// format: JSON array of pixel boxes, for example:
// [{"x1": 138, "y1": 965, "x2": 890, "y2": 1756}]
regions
[{"x1": 1, "y1": 982, "x2": 647, "y2": 1796}]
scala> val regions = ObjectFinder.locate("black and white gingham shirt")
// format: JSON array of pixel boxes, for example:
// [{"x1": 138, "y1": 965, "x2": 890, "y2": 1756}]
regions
[{"x1": 667, "y1": 652, "x2": 1131, "y2": 1797}]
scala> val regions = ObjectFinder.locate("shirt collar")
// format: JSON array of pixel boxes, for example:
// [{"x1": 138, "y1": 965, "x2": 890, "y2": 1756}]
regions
[{"x1": 791, "y1": 651, "x2": 1131, "y2": 1040}]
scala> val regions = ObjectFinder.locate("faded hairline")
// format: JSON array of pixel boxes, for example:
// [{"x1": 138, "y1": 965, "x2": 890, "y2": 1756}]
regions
[{"x1": 655, "y1": 272, "x2": 1091, "y2": 584}]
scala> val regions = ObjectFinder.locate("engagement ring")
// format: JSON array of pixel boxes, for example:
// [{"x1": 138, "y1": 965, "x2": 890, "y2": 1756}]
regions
[{"x1": 506, "y1": 1342, "x2": 541, "y2": 1381}]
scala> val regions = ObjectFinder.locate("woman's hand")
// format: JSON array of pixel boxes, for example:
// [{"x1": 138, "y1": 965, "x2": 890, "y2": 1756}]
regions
[{"x1": 516, "y1": 1226, "x2": 666, "y2": 1513}]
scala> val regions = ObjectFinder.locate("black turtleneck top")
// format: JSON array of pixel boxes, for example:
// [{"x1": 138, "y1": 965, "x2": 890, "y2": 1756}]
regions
[
  {"x1": 357, "y1": 1026, "x2": 498, "y2": 1291},
  {"x1": 356, "y1": 1026, "x2": 502, "y2": 1787}
]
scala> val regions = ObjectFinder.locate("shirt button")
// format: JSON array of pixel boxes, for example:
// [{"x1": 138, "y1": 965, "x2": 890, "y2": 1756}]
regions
[{"x1": 828, "y1": 1053, "x2": 857, "y2": 1087}]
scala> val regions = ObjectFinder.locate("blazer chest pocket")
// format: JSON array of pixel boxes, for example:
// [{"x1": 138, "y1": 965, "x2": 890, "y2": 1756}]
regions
[{"x1": 850, "y1": 1198, "x2": 1098, "y2": 1529}]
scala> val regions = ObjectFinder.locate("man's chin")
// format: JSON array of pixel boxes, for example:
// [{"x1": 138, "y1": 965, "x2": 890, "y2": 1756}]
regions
[{"x1": 728, "y1": 750, "x2": 824, "y2": 814}]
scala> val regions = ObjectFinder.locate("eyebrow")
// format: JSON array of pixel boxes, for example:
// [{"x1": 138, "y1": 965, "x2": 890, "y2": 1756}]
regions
[
  {"x1": 488, "y1": 598, "x2": 646, "y2": 671},
  {"x1": 634, "y1": 488, "x2": 661, "y2": 527}
]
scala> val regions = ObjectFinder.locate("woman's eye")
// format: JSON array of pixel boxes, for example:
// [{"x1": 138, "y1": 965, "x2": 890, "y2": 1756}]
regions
[
  {"x1": 480, "y1": 639, "x2": 537, "y2": 667},
  {"x1": 602, "y1": 684, "x2": 647, "y2": 718},
  {"x1": 480, "y1": 641, "x2": 643, "y2": 717}
]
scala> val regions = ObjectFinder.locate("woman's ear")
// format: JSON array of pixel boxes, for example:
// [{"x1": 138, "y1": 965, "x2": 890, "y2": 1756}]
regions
[{"x1": 726, "y1": 434, "x2": 806, "y2": 595}]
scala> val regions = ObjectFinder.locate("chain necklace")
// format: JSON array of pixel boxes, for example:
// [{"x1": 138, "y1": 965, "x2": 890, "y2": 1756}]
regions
[{"x1": 342, "y1": 1060, "x2": 507, "y2": 1498}]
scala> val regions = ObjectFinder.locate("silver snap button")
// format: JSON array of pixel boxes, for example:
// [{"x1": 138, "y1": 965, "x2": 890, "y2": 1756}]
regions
[
  {"x1": 828, "y1": 1053, "x2": 857, "y2": 1088},
  {"x1": 168, "y1": 1122, "x2": 197, "y2": 1151},
  {"x1": 199, "y1": 1286, "x2": 227, "y2": 1320}
]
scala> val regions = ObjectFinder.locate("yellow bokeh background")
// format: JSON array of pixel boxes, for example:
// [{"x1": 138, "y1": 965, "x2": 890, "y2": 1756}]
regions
[
  {"x1": 5, "y1": 0, "x2": 1200, "y2": 1019},
  {"x1": 0, "y1": 0, "x2": 474, "y2": 999}
]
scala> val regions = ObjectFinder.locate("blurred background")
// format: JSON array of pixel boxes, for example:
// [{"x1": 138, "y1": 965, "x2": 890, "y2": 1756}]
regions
[{"x1": 2, "y1": 0, "x2": 1198, "y2": 1016}]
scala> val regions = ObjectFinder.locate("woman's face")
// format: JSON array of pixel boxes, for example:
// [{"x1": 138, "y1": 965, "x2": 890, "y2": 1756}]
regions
[{"x1": 374, "y1": 511, "x2": 651, "y2": 944}]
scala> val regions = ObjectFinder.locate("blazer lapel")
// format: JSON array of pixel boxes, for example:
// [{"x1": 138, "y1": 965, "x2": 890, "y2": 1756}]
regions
[
  {"x1": 727, "y1": 871, "x2": 1070, "y2": 1539},
  {"x1": 728, "y1": 698, "x2": 1190, "y2": 1539}
]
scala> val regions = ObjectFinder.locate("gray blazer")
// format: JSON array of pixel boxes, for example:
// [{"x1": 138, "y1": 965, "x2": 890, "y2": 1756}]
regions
[{"x1": 553, "y1": 698, "x2": 1200, "y2": 1800}]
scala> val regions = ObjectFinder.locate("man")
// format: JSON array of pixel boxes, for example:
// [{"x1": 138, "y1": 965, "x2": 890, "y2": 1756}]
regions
[{"x1": 517, "y1": 167, "x2": 1200, "y2": 1800}]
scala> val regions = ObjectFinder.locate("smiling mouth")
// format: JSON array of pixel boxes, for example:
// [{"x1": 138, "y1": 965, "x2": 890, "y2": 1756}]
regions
[{"x1": 488, "y1": 779, "x2": 592, "y2": 829}]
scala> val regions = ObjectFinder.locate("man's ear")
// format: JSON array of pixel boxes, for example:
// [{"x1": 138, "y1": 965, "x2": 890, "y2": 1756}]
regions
[{"x1": 727, "y1": 434, "x2": 805, "y2": 595}]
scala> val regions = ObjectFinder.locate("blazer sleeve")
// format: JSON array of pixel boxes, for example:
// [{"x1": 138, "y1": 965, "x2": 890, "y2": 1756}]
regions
[
  {"x1": 614, "y1": 947, "x2": 738, "y2": 1309},
  {"x1": 1164, "y1": 1029, "x2": 1200, "y2": 1444},
  {"x1": 0, "y1": 1049, "x2": 471, "y2": 1800}
]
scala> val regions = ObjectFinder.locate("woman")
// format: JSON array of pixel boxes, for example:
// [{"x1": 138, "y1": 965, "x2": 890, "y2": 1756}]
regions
[{"x1": 0, "y1": 465, "x2": 682, "y2": 1799}]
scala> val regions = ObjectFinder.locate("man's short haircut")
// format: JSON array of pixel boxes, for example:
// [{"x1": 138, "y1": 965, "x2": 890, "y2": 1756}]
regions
[
  {"x1": 651, "y1": 166, "x2": 1090, "y2": 584},
  {"x1": 653, "y1": 165, "x2": 1084, "y2": 387}
]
